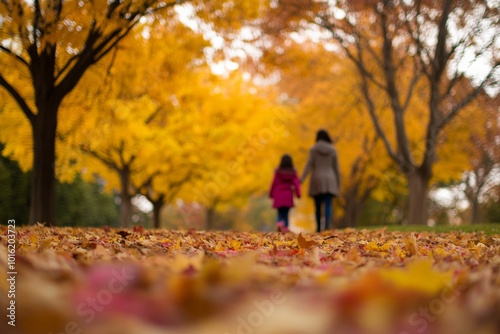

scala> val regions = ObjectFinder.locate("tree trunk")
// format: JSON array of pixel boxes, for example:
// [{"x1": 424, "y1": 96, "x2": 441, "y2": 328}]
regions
[
  {"x1": 341, "y1": 183, "x2": 375, "y2": 228},
  {"x1": 470, "y1": 196, "x2": 480, "y2": 224},
  {"x1": 152, "y1": 200, "x2": 164, "y2": 229},
  {"x1": 119, "y1": 168, "x2": 132, "y2": 228},
  {"x1": 343, "y1": 201, "x2": 362, "y2": 228},
  {"x1": 407, "y1": 170, "x2": 430, "y2": 225},
  {"x1": 29, "y1": 104, "x2": 58, "y2": 225},
  {"x1": 341, "y1": 190, "x2": 362, "y2": 228},
  {"x1": 206, "y1": 206, "x2": 216, "y2": 230}
]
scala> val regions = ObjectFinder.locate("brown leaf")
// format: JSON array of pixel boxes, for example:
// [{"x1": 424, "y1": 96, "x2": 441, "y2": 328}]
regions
[
  {"x1": 117, "y1": 230, "x2": 131, "y2": 238},
  {"x1": 297, "y1": 232, "x2": 318, "y2": 249}
]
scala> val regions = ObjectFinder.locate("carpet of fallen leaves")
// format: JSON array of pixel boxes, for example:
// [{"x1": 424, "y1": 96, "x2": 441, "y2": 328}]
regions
[{"x1": 1, "y1": 225, "x2": 499, "y2": 334}]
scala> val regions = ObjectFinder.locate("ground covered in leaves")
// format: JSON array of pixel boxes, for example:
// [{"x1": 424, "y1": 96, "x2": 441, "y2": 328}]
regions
[{"x1": 1, "y1": 225, "x2": 499, "y2": 334}]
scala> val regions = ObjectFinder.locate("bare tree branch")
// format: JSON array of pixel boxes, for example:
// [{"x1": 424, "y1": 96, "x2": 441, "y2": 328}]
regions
[
  {"x1": 439, "y1": 63, "x2": 499, "y2": 130},
  {"x1": 402, "y1": 0, "x2": 432, "y2": 76},
  {"x1": 0, "y1": 45, "x2": 30, "y2": 68},
  {"x1": 81, "y1": 146, "x2": 119, "y2": 171},
  {"x1": 358, "y1": 70, "x2": 402, "y2": 166},
  {"x1": 316, "y1": 16, "x2": 387, "y2": 90},
  {"x1": 0, "y1": 74, "x2": 35, "y2": 123},
  {"x1": 402, "y1": 69, "x2": 422, "y2": 112},
  {"x1": 431, "y1": 0, "x2": 453, "y2": 81}
]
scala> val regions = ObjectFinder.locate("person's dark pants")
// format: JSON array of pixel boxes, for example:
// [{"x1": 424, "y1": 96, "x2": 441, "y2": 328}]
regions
[
  {"x1": 277, "y1": 207, "x2": 291, "y2": 228},
  {"x1": 314, "y1": 194, "x2": 333, "y2": 232}
]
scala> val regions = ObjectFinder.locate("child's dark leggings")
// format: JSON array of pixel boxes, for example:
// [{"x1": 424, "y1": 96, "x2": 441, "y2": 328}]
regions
[
  {"x1": 314, "y1": 194, "x2": 333, "y2": 232},
  {"x1": 277, "y1": 207, "x2": 291, "y2": 227}
]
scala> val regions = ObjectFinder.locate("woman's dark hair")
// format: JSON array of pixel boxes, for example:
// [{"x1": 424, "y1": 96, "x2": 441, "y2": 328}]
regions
[
  {"x1": 316, "y1": 129, "x2": 332, "y2": 143},
  {"x1": 279, "y1": 154, "x2": 294, "y2": 169}
]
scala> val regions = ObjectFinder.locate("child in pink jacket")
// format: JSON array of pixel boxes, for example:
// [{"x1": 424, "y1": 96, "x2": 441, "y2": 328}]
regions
[{"x1": 269, "y1": 154, "x2": 301, "y2": 232}]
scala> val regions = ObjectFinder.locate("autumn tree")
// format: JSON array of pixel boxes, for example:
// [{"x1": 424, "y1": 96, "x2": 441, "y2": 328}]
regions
[
  {"x1": 75, "y1": 94, "x2": 167, "y2": 228},
  {"x1": 0, "y1": 0, "x2": 191, "y2": 225},
  {"x1": 261, "y1": 0, "x2": 499, "y2": 225},
  {"x1": 462, "y1": 94, "x2": 500, "y2": 224}
]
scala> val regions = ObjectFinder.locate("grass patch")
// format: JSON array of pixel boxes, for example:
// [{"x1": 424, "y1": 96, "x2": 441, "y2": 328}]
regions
[{"x1": 359, "y1": 223, "x2": 500, "y2": 235}]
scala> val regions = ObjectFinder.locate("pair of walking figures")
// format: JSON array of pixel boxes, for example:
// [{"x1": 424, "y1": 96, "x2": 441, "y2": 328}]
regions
[{"x1": 269, "y1": 129, "x2": 340, "y2": 233}]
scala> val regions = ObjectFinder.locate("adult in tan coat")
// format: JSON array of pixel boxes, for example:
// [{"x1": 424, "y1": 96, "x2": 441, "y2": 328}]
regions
[{"x1": 300, "y1": 129, "x2": 341, "y2": 232}]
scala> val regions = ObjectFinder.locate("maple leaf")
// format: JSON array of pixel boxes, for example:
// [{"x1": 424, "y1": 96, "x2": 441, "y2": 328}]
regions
[{"x1": 297, "y1": 232, "x2": 318, "y2": 249}]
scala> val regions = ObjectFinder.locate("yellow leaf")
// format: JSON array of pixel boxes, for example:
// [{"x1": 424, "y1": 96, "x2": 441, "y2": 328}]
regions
[
  {"x1": 405, "y1": 234, "x2": 418, "y2": 256},
  {"x1": 30, "y1": 234, "x2": 39, "y2": 244},
  {"x1": 378, "y1": 259, "x2": 452, "y2": 295},
  {"x1": 214, "y1": 242, "x2": 225, "y2": 252},
  {"x1": 231, "y1": 240, "x2": 242, "y2": 251},
  {"x1": 366, "y1": 241, "x2": 380, "y2": 252}
]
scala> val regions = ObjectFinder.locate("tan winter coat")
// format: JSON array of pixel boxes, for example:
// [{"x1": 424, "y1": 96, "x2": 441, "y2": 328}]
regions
[{"x1": 300, "y1": 140, "x2": 341, "y2": 197}]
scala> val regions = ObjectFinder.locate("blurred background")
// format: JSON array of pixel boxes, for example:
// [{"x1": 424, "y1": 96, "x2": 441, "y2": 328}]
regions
[{"x1": 0, "y1": 0, "x2": 498, "y2": 231}]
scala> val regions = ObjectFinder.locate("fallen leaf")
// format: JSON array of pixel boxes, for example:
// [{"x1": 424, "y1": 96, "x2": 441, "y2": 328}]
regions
[{"x1": 297, "y1": 232, "x2": 318, "y2": 249}]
